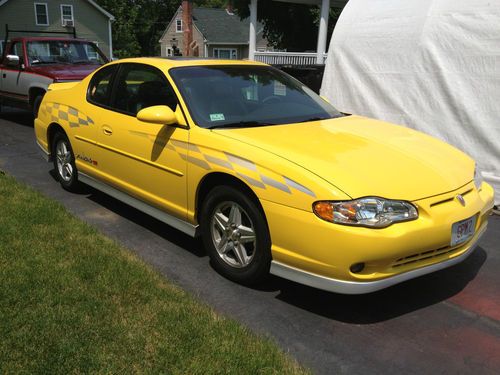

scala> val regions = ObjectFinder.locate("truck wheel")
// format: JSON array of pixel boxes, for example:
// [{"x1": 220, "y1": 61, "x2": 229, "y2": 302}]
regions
[
  {"x1": 52, "y1": 132, "x2": 79, "y2": 191},
  {"x1": 201, "y1": 186, "x2": 272, "y2": 285},
  {"x1": 32, "y1": 94, "x2": 44, "y2": 118}
]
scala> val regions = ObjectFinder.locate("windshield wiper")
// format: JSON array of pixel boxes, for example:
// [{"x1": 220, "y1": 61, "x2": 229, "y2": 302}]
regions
[
  {"x1": 206, "y1": 121, "x2": 276, "y2": 129},
  {"x1": 71, "y1": 60, "x2": 96, "y2": 64},
  {"x1": 295, "y1": 117, "x2": 327, "y2": 123},
  {"x1": 295, "y1": 114, "x2": 344, "y2": 123},
  {"x1": 31, "y1": 60, "x2": 57, "y2": 65}
]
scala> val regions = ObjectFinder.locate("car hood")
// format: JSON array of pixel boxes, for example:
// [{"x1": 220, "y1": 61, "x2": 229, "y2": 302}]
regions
[
  {"x1": 29, "y1": 64, "x2": 100, "y2": 80},
  {"x1": 213, "y1": 115, "x2": 474, "y2": 201}
]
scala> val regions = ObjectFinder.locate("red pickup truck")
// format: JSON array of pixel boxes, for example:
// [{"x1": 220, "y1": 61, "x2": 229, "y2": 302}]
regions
[{"x1": 0, "y1": 37, "x2": 108, "y2": 116}]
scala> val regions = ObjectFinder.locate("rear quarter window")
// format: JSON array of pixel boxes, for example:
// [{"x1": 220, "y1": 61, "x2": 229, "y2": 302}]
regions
[{"x1": 87, "y1": 65, "x2": 118, "y2": 107}]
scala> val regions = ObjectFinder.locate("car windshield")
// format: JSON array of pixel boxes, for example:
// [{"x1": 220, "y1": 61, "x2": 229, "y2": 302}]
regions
[
  {"x1": 27, "y1": 41, "x2": 106, "y2": 65},
  {"x1": 169, "y1": 65, "x2": 343, "y2": 129}
]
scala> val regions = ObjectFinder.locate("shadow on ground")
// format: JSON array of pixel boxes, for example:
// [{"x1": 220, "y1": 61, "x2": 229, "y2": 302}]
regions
[
  {"x1": 268, "y1": 248, "x2": 486, "y2": 324},
  {"x1": 74, "y1": 168, "x2": 487, "y2": 324},
  {"x1": 0, "y1": 107, "x2": 33, "y2": 128},
  {"x1": 87, "y1": 187, "x2": 205, "y2": 258}
]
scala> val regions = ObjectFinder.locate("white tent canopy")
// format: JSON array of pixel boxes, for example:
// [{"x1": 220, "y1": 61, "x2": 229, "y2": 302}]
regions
[{"x1": 321, "y1": 0, "x2": 500, "y2": 205}]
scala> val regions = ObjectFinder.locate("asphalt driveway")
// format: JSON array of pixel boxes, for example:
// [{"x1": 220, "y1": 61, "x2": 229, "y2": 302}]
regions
[{"x1": 1, "y1": 109, "x2": 499, "y2": 374}]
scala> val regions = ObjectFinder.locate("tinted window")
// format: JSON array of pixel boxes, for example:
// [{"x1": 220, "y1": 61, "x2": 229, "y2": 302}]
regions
[
  {"x1": 87, "y1": 65, "x2": 118, "y2": 107},
  {"x1": 169, "y1": 65, "x2": 342, "y2": 129},
  {"x1": 111, "y1": 63, "x2": 178, "y2": 116}
]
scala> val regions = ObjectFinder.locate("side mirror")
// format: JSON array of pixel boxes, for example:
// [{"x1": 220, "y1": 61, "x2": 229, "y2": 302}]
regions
[
  {"x1": 5, "y1": 54, "x2": 21, "y2": 68},
  {"x1": 137, "y1": 105, "x2": 177, "y2": 125},
  {"x1": 6, "y1": 54, "x2": 19, "y2": 63}
]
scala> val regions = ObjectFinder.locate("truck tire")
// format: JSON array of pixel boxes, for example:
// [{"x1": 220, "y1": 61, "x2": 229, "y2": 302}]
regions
[{"x1": 32, "y1": 94, "x2": 44, "y2": 118}]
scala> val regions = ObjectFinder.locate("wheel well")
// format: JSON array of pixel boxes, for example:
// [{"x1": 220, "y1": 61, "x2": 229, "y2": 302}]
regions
[
  {"x1": 29, "y1": 87, "x2": 46, "y2": 106},
  {"x1": 47, "y1": 123, "x2": 66, "y2": 155},
  {"x1": 196, "y1": 172, "x2": 266, "y2": 223}
]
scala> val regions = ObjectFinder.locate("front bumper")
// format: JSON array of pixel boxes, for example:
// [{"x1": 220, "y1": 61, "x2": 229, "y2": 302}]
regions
[
  {"x1": 270, "y1": 223, "x2": 486, "y2": 294},
  {"x1": 264, "y1": 181, "x2": 494, "y2": 294}
]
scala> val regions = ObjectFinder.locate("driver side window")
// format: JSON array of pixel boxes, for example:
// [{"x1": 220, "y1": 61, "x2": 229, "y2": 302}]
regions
[{"x1": 111, "y1": 63, "x2": 178, "y2": 116}]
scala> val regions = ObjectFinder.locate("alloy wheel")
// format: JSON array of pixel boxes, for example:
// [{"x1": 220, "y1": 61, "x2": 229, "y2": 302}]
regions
[
  {"x1": 55, "y1": 140, "x2": 73, "y2": 182},
  {"x1": 210, "y1": 201, "x2": 257, "y2": 268}
]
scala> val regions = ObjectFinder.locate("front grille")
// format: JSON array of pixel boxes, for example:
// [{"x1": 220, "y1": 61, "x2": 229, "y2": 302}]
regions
[
  {"x1": 392, "y1": 245, "x2": 458, "y2": 268},
  {"x1": 430, "y1": 188, "x2": 473, "y2": 208}
]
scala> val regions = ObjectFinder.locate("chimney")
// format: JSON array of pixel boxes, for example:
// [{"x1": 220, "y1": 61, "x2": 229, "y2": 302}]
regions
[
  {"x1": 226, "y1": 0, "x2": 234, "y2": 15},
  {"x1": 182, "y1": 0, "x2": 193, "y2": 56}
]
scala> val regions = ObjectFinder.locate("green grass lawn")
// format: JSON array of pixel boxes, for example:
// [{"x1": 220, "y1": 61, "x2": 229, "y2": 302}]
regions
[{"x1": 0, "y1": 172, "x2": 308, "y2": 374}]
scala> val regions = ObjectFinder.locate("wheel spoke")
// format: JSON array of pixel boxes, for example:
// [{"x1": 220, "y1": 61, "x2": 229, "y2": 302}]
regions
[
  {"x1": 232, "y1": 243, "x2": 248, "y2": 266},
  {"x1": 215, "y1": 234, "x2": 229, "y2": 254},
  {"x1": 238, "y1": 224, "x2": 256, "y2": 244},
  {"x1": 64, "y1": 164, "x2": 72, "y2": 178},
  {"x1": 214, "y1": 211, "x2": 229, "y2": 232},
  {"x1": 228, "y1": 204, "x2": 242, "y2": 225}
]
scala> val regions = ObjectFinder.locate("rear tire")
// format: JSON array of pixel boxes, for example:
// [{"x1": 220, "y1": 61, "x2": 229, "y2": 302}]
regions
[
  {"x1": 52, "y1": 132, "x2": 79, "y2": 191},
  {"x1": 201, "y1": 186, "x2": 272, "y2": 285}
]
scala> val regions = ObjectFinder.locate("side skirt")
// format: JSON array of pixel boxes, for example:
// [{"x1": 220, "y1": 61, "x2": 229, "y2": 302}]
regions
[{"x1": 79, "y1": 172, "x2": 199, "y2": 237}]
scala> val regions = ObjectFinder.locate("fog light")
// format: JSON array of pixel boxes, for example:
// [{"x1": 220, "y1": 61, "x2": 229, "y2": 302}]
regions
[{"x1": 350, "y1": 262, "x2": 365, "y2": 273}]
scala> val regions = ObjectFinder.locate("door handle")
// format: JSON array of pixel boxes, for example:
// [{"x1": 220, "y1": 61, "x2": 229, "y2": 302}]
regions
[{"x1": 102, "y1": 126, "x2": 113, "y2": 136}]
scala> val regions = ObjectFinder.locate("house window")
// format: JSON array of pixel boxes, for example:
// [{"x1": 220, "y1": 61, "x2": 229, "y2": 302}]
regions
[
  {"x1": 60, "y1": 4, "x2": 74, "y2": 26},
  {"x1": 84, "y1": 42, "x2": 99, "y2": 60},
  {"x1": 34, "y1": 3, "x2": 49, "y2": 26},
  {"x1": 213, "y1": 48, "x2": 237, "y2": 60},
  {"x1": 176, "y1": 19, "x2": 182, "y2": 33},
  {"x1": 166, "y1": 47, "x2": 172, "y2": 57}
]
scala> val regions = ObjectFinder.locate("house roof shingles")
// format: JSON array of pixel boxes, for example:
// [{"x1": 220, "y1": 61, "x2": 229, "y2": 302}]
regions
[{"x1": 193, "y1": 7, "x2": 258, "y2": 44}]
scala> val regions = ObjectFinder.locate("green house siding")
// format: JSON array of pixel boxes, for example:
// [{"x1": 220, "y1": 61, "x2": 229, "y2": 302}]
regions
[{"x1": 0, "y1": 0, "x2": 111, "y2": 58}]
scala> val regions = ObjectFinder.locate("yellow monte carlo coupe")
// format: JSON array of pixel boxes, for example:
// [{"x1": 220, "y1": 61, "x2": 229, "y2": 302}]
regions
[{"x1": 34, "y1": 58, "x2": 495, "y2": 294}]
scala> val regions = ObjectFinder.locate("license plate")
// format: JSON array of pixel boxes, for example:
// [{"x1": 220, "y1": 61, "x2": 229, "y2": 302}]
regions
[{"x1": 451, "y1": 216, "x2": 476, "y2": 247}]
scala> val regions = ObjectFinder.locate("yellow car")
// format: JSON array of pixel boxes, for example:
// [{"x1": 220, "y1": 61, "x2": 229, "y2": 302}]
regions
[{"x1": 34, "y1": 58, "x2": 495, "y2": 294}]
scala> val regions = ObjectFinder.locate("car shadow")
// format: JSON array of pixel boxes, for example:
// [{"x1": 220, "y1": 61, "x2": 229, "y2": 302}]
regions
[
  {"x1": 85, "y1": 186, "x2": 205, "y2": 258},
  {"x1": 263, "y1": 247, "x2": 487, "y2": 324},
  {"x1": 0, "y1": 107, "x2": 33, "y2": 127},
  {"x1": 66, "y1": 169, "x2": 487, "y2": 323}
]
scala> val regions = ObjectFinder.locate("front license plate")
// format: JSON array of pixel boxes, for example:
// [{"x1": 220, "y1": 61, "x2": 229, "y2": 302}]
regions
[{"x1": 451, "y1": 216, "x2": 476, "y2": 247}]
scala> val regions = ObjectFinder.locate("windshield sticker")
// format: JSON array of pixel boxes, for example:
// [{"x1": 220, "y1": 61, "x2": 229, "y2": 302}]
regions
[
  {"x1": 210, "y1": 113, "x2": 225, "y2": 121},
  {"x1": 274, "y1": 81, "x2": 286, "y2": 96}
]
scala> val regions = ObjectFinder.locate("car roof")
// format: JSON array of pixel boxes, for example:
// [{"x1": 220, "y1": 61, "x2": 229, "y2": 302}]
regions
[{"x1": 109, "y1": 57, "x2": 269, "y2": 69}]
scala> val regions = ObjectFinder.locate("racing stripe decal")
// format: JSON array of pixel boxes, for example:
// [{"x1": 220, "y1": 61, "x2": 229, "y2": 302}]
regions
[{"x1": 42, "y1": 102, "x2": 94, "y2": 128}]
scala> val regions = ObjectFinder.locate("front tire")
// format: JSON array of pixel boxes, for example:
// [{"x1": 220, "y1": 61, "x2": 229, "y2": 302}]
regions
[
  {"x1": 201, "y1": 186, "x2": 272, "y2": 285},
  {"x1": 52, "y1": 132, "x2": 79, "y2": 191}
]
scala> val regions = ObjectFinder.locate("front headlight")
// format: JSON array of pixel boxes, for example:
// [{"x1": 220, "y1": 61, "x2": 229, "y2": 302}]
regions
[
  {"x1": 313, "y1": 197, "x2": 418, "y2": 228},
  {"x1": 474, "y1": 165, "x2": 483, "y2": 190}
]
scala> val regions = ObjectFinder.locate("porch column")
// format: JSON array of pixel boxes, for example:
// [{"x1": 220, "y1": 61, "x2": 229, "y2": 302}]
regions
[
  {"x1": 316, "y1": 0, "x2": 330, "y2": 64},
  {"x1": 249, "y1": 0, "x2": 257, "y2": 60}
]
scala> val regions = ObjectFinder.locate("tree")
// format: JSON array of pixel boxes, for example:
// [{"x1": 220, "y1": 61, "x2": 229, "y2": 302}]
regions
[
  {"x1": 96, "y1": 0, "x2": 140, "y2": 58},
  {"x1": 232, "y1": 0, "x2": 342, "y2": 51},
  {"x1": 96, "y1": 0, "x2": 179, "y2": 58},
  {"x1": 193, "y1": 0, "x2": 226, "y2": 7}
]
